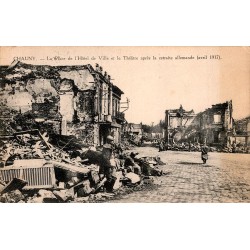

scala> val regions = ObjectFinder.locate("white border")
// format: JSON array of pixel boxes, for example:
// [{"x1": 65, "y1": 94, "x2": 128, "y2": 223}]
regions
[
  {"x1": 1, "y1": 1, "x2": 250, "y2": 250},
  {"x1": 0, "y1": 0, "x2": 249, "y2": 46}
]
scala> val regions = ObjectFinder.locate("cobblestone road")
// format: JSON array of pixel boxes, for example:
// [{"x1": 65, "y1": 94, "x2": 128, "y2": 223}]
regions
[{"x1": 112, "y1": 147, "x2": 250, "y2": 203}]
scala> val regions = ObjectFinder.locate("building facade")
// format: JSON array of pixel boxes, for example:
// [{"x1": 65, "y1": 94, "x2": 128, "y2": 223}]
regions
[
  {"x1": 0, "y1": 61, "x2": 125, "y2": 146},
  {"x1": 234, "y1": 116, "x2": 250, "y2": 146},
  {"x1": 164, "y1": 101, "x2": 234, "y2": 146},
  {"x1": 126, "y1": 123, "x2": 143, "y2": 138},
  {"x1": 194, "y1": 101, "x2": 234, "y2": 146},
  {"x1": 164, "y1": 105, "x2": 196, "y2": 143}
]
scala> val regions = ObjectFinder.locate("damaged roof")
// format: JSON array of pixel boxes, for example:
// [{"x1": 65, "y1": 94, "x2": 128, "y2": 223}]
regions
[
  {"x1": 112, "y1": 84, "x2": 124, "y2": 95},
  {"x1": 0, "y1": 61, "x2": 96, "y2": 91},
  {"x1": 204, "y1": 100, "x2": 233, "y2": 113},
  {"x1": 166, "y1": 105, "x2": 195, "y2": 115},
  {"x1": 0, "y1": 61, "x2": 124, "y2": 94}
]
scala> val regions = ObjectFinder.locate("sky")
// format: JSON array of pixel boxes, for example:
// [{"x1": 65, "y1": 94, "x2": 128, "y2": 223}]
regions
[{"x1": 1, "y1": 46, "x2": 249, "y2": 124}]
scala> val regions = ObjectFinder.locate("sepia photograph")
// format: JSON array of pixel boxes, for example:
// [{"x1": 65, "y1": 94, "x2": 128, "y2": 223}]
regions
[
  {"x1": 1, "y1": 1, "x2": 250, "y2": 250},
  {"x1": 0, "y1": 46, "x2": 249, "y2": 203}
]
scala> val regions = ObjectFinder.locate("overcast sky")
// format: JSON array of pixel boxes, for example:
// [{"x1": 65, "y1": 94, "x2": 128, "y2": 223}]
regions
[{"x1": 1, "y1": 46, "x2": 249, "y2": 124}]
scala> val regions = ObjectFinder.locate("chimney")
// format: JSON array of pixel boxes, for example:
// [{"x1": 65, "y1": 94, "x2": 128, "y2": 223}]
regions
[
  {"x1": 104, "y1": 71, "x2": 107, "y2": 78},
  {"x1": 95, "y1": 63, "x2": 100, "y2": 72},
  {"x1": 104, "y1": 71, "x2": 109, "y2": 81}
]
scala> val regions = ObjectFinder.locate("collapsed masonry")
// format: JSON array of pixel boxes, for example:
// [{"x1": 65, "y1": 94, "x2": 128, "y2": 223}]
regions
[
  {"x1": 234, "y1": 116, "x2": 250, "y2": 146},
  {"x1": 0, "y1": 129, "x2": 166, "y2": 203},
  {"x1": 0, "y1": 61, "x2": 167, "y2": 203},
  {"x1": 0, "y1": 61, "x2": 126, "y2": 146},
  {"x1": 164, "y1": 101, "x2": 234, "y2": 147}
]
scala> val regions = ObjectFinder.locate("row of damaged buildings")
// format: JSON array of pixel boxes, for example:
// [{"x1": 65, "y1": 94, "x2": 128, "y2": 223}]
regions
[
  {"x1": 0, "y1": 61, "x2": 127, "y2": 147},
  {"x1": 0, "y1": 61, "x2": 136, "y2": 202},
  {"x1": 164, "y1": 101, "x2": 250, "y2": 148}
]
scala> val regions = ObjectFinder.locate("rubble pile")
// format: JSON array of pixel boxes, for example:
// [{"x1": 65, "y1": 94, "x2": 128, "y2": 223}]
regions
[
  {"x1": 120, "y1": 137, "x2": 134, "y2": 150},
  {"x1": 154, "y1": 141, "x2": 203, "y2": 152},
  {"x1": 120, "y1": 135, "x2": 145, "y2": 149},
  {"x1": 0, "y1": 129, "x2": 167, "y2": 203},
  {"x1": 219, "y1": 145, "x2": 250, "y2": 154},
  {"x1": 154, "y1": 141, "x2": 250, "y2": 154}
]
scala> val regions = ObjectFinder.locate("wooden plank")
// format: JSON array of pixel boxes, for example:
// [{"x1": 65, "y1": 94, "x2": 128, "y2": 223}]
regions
[
  {"x1": 94, "y1": 177, "x2": 107, "y2": 192},
  {"x1": 0, "y1": 179, "x2": 6, "y2": 186},
  {"x1": 50, "y1": 161, "x2": 90, "y2": 175},
  {"x1": 0, "y1": 178, "x2": 27, "y2": 194},
  {"x1": 14, "y1": 129, "x2": 51, "y2": 149},
  {"x1": 19, "y1": 169, "x2": 24, "y2": 179},
  {"x1": 1, "y1": 162, "x2": 52, "y2": 170},
  {"x1": 22, "y1": 185, "x2": 54, "y2": 190},
  {"x1": 50, "y1": 167, "x2": 57, "y2": 187}
]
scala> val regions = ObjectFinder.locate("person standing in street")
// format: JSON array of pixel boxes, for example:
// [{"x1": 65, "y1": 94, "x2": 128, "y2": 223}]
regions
[
  {"x1": 158, "y1": 139, "x2": 166, "y2": 152},
  {"x1": 201, "y1": 144, "x2": 208, "y2": 164}
]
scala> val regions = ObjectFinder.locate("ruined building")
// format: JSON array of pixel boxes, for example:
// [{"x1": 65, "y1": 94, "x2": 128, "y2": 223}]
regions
[
  {"x1": 164, "y1": 101, "x2": 234, "y2": 146},
  {"x1": 164, "y1": 105, "x2": 196, "y2": 143},
  {"x1": 234, "y1": 116, "x2": 250, "y2": 146},
  {"x1": 0, "y1": 61, "x2": 126, "y2": 146},
  {"x1": 125, "y1": 123, "x2": 143, "y2": 139},
  {"x1": 193, "y1": 101, "x2": 234, "y2": 146}
]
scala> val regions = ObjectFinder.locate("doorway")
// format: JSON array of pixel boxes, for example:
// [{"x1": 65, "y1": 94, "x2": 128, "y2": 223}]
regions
[
  {"x1": 99, "y1": 124, "x2": 110, "y2": 146},
  {"x1": 213, "y1": 131, "x2": 220, "y2": 143}
]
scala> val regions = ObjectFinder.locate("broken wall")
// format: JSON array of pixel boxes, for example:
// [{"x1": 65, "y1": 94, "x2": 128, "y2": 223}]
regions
[
  {"x1": 0, "y1": 63, "x2": 96, "y2": 137},
  {"x1": 58, "y1": 69, "x2": 95, "y2": 91},
  {"x1": 111, "y1": 127, "x2": 121, "y2": 144},
  {"x1": 183, "y1": 101, "x2": 234, "y2": 146},
  {"x1": 164, "y1": 106, "x2": 197, "y2": 143},
  {"x1": 0, "y1": 62, "x2": 62, "y2": 135},
  {"x1": 0, "y1": 62, "x2": 124, "y2": 146},
  {"x1": 234, "y1": 116, "x2": 250, "y2": 135},
  {"x1": 65, "y1": 122, "x2": 99, "y2": 145},
  {"x1": 76, "y1": 91, "x2": 96, "y2": 121}
]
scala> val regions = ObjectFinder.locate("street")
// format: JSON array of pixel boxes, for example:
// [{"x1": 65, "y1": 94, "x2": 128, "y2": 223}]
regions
[{"x1": 112, "y1": 147, "x2": 250, "y2": 203}]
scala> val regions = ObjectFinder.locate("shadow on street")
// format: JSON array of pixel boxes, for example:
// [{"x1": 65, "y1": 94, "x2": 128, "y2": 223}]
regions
[{"x1": 178, "y1": 161, "x2": 212, "y2": 167}]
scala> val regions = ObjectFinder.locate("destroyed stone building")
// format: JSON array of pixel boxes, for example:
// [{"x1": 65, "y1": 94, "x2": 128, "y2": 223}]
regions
[
  {"x1": 192, "y1": 101, "x2": 234, "y2": 146},
  {"x1": 121, "y1": 123, "x2": 144, "y2": 145},
  {"x1": 164, "y1": 101, "x2": 234, "y2": 146},
  {"x1": 125, "y1": 123, "x2": 143, "y2": 138},
  {"x1": 234, "y1": 116, "x2": 250, "y2": 146},
  {"x1": 164, "y1": 105, "x2": 196, "y2": 144},
  {"x1": 0, "y1": 61, "x2": 126, "y2": 146}
]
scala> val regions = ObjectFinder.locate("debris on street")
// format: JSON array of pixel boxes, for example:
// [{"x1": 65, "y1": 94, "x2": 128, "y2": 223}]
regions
[{"x1": 0, "y1": 129, "x2": 167, "y2": 203}]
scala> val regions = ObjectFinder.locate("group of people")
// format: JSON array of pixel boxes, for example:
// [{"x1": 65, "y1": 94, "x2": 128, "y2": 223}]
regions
[{"x1": 99, "y1": 135, "x2": 142, "y2": 191}]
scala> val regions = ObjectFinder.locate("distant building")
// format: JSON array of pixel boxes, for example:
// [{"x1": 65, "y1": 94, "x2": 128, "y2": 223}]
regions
[
  {"x1": 151, "y1": 133, "x2": 164, "y2": 140},
  {"x1": 164, "y1": 105, "x2": 196, "y2": 143},
  {"x1": 194, "y1": 101, "x2": 234, "y2": 146},
  {"x1": 164, "y1": 101, "x2": 234, "y2": 146},
  {"x1": 0, "y1": 61, "x2": 126, "y2": 146},
  {"x1": 234, "y1": 116, "x2": 250, "y2": 146},
  {"x1": 125, "y1": 123, "x2": 143, "y2": 140}
]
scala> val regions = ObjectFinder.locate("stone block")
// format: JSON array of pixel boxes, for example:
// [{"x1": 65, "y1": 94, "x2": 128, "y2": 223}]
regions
[
  {"x1": 53, "y1": 190, "x2": 74, "y2": 202},
  {"x1": 76, "y1": 180, "x2": 93, "y2": 197},
  {"x1": 38, "y1": 189, "x2": 58, "y2": 203},
  {"x1": 0, "y1": 190, "x2": 25, "y2": 203}
]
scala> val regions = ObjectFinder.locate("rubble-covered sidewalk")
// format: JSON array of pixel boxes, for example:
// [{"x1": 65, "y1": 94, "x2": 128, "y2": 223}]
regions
[{"x1": 0, "y1": 129, "x2": 167, "y2": 203}]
